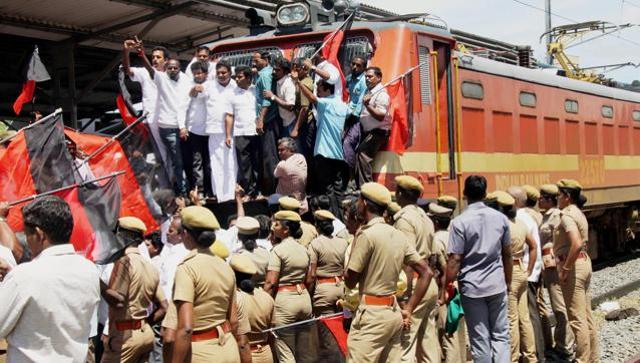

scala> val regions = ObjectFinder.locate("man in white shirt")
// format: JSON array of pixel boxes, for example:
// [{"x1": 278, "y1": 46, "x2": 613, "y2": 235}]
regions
[
  {"x1": 183, "y1": 60, "x2": 213, "y2": 198},
  {"x1": 192, "y1": 61, "x2": 238, "y2": 202},
  {"x1": 184, "y1": 46, "x2": 217, "y2": 81},
  {"x1": 227, "y1": 66, "x2": 261, "y2": 198},
  {"x1": 263, "y1": 58, "x2": 297, "y2": 136},
  {"x1": 0, "y1": 196, "x2": 100, "y2": 363},
  {"x1": 356, "y1": 66, "x2": 391, "y2": 187},
  {"x1": 140, "y1": 48, "x2": 191, "y2": 196},
  {"x1": 303, "y1": 55, "x2": 342, "y2": 100}
]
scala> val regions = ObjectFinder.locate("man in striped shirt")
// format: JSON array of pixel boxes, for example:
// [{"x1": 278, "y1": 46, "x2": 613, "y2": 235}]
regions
[{"x1": 274, "y1": 137, "x2": 308, "y2": 214}]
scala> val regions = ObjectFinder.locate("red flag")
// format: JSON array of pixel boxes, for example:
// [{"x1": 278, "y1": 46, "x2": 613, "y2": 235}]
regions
[
  {"x1": 117, "y1": 94, "x2": 138, "y2": 125},
  {"x1": 54, "y1": 187, "x2": 98, "y2": 259},
  {"x1": 319, "y1": 315, "x2": 348, "y2": 354},
  {"x1": 13, "y1": 46, "x2": 51, "y2": 115},
  {"x1": 321, "y1": 16, "x2": 353, "y2": 102},
  {"x1": 385, "y1": 77, "x2": 411, "y2": 154}
]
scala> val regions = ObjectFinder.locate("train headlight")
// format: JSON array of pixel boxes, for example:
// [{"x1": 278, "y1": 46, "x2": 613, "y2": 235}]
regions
[{"x1": 276, "y1": 3, "x2": 310, "y2": 26}]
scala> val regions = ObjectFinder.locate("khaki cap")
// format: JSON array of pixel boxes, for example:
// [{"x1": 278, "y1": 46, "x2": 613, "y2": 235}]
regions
[
  {"x1": 484, "y1": 192, "x2": 498, "y2": 203},
  {"x1": 437, "y1": 195, "x2": 458, "y2": 210},
  {"x1": 229, "y1": 254, "x2": 257, "y2": 275},
  {"x1": 314, "y1": 209, "x2": 335, "y2": 221},
  {"x1": 118, "y1": 216, "x2": 147, "y2": 234},
  {"x1": 181, "y1": 206, "x2": 220, "y2": 230},
  {"x1": 395, "y1": 175, "x2": 424, "y2": 193},
  {"x1": 540, "y1": 184, "x2": 559, "y2": 196},
  {"x1": 522, "y1": 185, "x2": 540, "y2": 201},
  {"x1": 278, "y1": 196, "x2": 301, "y2": 211},
  {"x1": 361, "y1": 182, "x2": 392, "y2": 207},
  {"x1": 387, "y1": 202, "x2": 401, "y2": 215},
  {"x1": 274, "y1": 210, "x2": 301, "y2": 222},
  {"x1": 428, "y1": 203, "x2": 453, "y2": 218},
  {"x1": 493, "y1": 191, "x2": 515, "y2": 206},
  {"x1": 236, "y1": 216, "x2": 260, "y2": 235},
  {"x1": 209, "y1": 240, "x2": 229, "y2": 259},
  {"x1": 557, "y1": 179, "x2": 582, "y2": 191}
]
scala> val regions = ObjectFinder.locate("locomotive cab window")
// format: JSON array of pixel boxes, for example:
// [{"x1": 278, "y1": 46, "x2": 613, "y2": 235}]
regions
[
  {"x1": 519, "y1": 91, "x2": 536, "y2": 108},
  {"x1": 565, "y1": 99, "x2": 579, "y2": 114},
  {"x1": 461, "y1": 81, "x2": 483, "y2": 100},
  {"x1": 633, "y1": 110, "x2": 640, "y2": 122},
  {"x1": 602, "y1": 105, "x2": 614, "y2": 119}
]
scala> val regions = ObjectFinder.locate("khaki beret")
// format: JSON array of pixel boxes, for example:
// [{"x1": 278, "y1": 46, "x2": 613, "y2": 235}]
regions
[
  {"x1": 437, "y1": 195, "x2": 458, "y2": 210},
  {"x1": 274, "y1": 210, "x2": 301, "y2": 222},
  {"x1": 540, "y1": 184, "x2": 559, "y2": 196},
  {"x1": 229, "y1": 254, "x2": 257, "y2": 275},
  {"x1": 361, "y1": 182, "x2": 392, "y2": 207},
  {"x1": 278, "y1": 196, "x2": 301, "y2": 211},
  {"x1": 387, "y1": 202, "x2": 402, "y2": 215},
  {"x1": 484, "y1": 192, "x2": 498, "y2": 202},
  {"x1": 118, "y1": 216, "x2": 147, "y2": 234},
  {"x1": 209, "y1": 240, "x2": 229, "y2": 259},
  {"x1": 236, "y1": 216, "x2": 260, "y2": 235},
  {"x1": 428, "y1": 203, "x2": 453, "y2": 218},
  {"x1": 493, "y1": 190, "x2": 515, "y2": 206},
  {"x1": 314, "y1": 209, "x2": 335, "y2": 221},
  {"x1": 557, "y1": 179, "x2": 582, "y2": 191},
  {"x1": 181, "y1": 206, "x2": 220, "y2": 230},
  {"x1": 395, "y1": 175, "x2": 423, "y2": 193},
  {"x1": 522, "y1": 185, "x2": 540, "y2": 201}
]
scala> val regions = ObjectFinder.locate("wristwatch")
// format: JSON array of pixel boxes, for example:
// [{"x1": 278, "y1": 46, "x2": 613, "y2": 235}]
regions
[{"x1": 270, "y1": 95, "x2": 276, "y2": 101}]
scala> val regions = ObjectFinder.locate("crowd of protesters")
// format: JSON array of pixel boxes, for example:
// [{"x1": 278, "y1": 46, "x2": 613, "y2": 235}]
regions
[{"x1": 0, "y1": 38, "x2": 599, "y2": 363}]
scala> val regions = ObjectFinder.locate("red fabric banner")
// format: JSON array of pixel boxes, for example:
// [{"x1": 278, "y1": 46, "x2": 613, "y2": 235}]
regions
[
  {"x1": 385, "y1": 78, "x2": 410, "y2": 154},
  {"x1": 12, "y1": 80, "x2": 36, "y2": 115},
  {"x1": 54, "y1": 187, "x2": 98, "y2": 260},
  {"x1": 321, "y1": 30, "x2": 349, "y2": 102},
  {"x1": 0, "y1": 133, "x2": 37, "y2": 230},
  {"x1": 320, "y1": 315, "x2": 348, "y2": 354}
]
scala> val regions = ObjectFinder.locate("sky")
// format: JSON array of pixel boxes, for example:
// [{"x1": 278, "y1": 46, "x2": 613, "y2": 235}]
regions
[{"x1": 362, "y1": 0, "x2": 640, "y2": 83}]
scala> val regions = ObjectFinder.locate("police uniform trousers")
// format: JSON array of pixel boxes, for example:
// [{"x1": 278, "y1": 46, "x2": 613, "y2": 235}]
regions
[
  {"x1": 208, "y1": 133, "x2": 237, "y2": 203},
  {"x1": 437, "y1": 304, "x2": 468, "y2": 363},
  {"x1": 347, "y1": 301, "x2": 404, "y2": 362},
  {"x1": 313, "y1": 280, "x2": 345, "y2": 361},
  {"x1": 273, "y1": 289, "x2": 314, "y2": 363},
  {"x1": 543, "y1": 267, "x2": 574, "y2": 354},
  {"x1": 508, "y1": 263, "x2": 536, "y2": 363},
  {"x1": 401, "y1": 279, "x2": 440, "y2": 363},
  {"x1": 250, "y1": 344, "x2": 273, "y2": 363},
  {"x1": 191, "y1": 331, "x2": 240, "y2": 363},
  {"x1": 101, "y1": 322, "x2": 155, "y2": 363},
  {"x1": 560, "y1": 257, "x2": 599, "y2": 363}
]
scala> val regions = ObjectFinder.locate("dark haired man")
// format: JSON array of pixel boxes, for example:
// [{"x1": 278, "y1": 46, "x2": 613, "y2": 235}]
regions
[
  {"x1": 264, "y1": 58, "x2": 297, "y2": 137},
  {"x1": 185, "y1": 46, "x2": 216, "y2": 81},
  {"x1": 0, "y1": 197, "x2": 100, "y2": 362},
  {"x1": 445, "y1": 175, "x2": 512, "y2": 363},
  {"x1": 343, "y1": 56, "x2": 367, "y2": 174}
]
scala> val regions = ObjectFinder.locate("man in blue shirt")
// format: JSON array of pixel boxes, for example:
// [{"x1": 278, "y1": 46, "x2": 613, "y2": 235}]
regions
[
  {"x1": 293, "y1": 69, "x2": 348, "y2": 219},
  {"x1": 343, "y1": 56, "x2": 367, "y2": 174},
  {"x1": 252, "y1": 51, "x2": 279, "y2": 195},
  {"x1": 445, "y1": 175, "x2": 513, "y2": 363}
]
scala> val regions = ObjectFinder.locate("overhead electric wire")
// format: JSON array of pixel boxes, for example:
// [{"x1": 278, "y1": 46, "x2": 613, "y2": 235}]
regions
[{"x1": 621, "y1": 0, "x2": 640, "y2": 10}]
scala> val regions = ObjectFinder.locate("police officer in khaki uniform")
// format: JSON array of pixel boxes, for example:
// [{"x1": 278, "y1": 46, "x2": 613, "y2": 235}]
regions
[
  {"x1": 393, "y1": 176, "x2": 439, "y2": 363},
  {"x1": 171, "y1": 206, "x2": 245, "y2": 363},
  {"x1": 102, "y1": 217, "x2": 167, "y2": 363},
  {"x1": 436, "y1": 195, "x2": 458, "y2": 212},
  {"x1": 554, "y1": 180, "x2": 599, "y2": 363},
  {"x1": 264, "y1": 210, "x2": 313, "y2": 362},
  {"x1": 345, "y1": 182, "x2": 433, "y2": 363},
  {"x1": 538, "y1": 184, "x2": 574, "y2": 359},
  {"x1": 385, "y1": 202, "x2": 402, "y2": 224},
  {"x1": 235, "y1": 216, "x2": 270, "y2": 285},
  {"x1": 522, "y1": 185, "x2": 543, "y2": 226},
  {"x1": 493, "y1": 191, "x2": 537, "y2": 363},
  {"x1": 429, "y1": 204, "x2": 468, "y2": 363},
  {"x1": 230, "y1": 254, "x2": 276, "y2": 363},
  {"x1": 278, "y1": 196, "x2": 318, "y2": 246}
]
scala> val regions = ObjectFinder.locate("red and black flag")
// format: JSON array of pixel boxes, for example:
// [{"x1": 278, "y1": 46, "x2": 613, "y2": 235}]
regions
[
  {"x1": 13, "y1": 46, "x2": 51, "y2": 115},
  {"x1": 384, "y1": 73, "x2": 414, "y2": 154},
  {"x1": 320, "y1": 12, "x2": 355, "y2": 102}
]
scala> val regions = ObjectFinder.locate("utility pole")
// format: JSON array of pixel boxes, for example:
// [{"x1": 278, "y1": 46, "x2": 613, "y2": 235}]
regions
[{"x1": 545, "y1": 0, "x2": 553, "y2": 64}]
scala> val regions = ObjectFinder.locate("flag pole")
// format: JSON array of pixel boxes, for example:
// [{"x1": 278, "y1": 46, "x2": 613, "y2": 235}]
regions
[
  {"x1": 8, "y1": 171, "x2": 125, "y2": 207},
  {"x1": 0, "y1": 107, "x2": 63, "y2": 145},
  {"x1": 310, "y1": 11, "x2": 356, "y2": 59},
  {"x1": 370, "y1": 60, "x2": 430, "y2": 97},
  {"x1": 260, "y1": 312, "x2": 343, "y2": 334},
  {"x1": 76, "y1": 113, "x2": 148, "y2": 168}
]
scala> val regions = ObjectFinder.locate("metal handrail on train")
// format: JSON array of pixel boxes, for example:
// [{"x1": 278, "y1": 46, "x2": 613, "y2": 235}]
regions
[{"x1": 431, "y1": 50, "x2": 443, "y2": 196}]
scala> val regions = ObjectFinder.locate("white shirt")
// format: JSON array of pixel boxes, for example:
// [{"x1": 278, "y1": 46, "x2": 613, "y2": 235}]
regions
[
  {"x1": 360, "y1": 83, "x2": 391, "y2": 132},
  {"x1": 0, "y1": 245, "x2": 17, "y2": 268},
  {"x1": 227, "y1": 85, "x2": 258, "y2": 137},
  {"x1": 186, "y1": 82, "x2": 208, "y2": 136},
  {"x1": 129, "y1": 67, "x2": 158, "y2": 123},
  {"x1": 276, "y1": 75, "x2": 297, "y2": 126},
  {"x1": 516, "y1": 209, "x2": 543, "y2": 282},
  {"x1": 159, "y1": 242, "x2": 189, "y2": 300},
  {"x1": 184, "y1": 57, "x2": 217, "y2": 81},
  {"x1": 332, "y1": 219, "x2": 347, "y2": 238},
  {"x1": 153, "y1": 71, "x2": 191, "y2": 129},
  {"x1": 313, "y1": 60, "x2": 342, "y2": 99},
  {"x1": 202, "y1": 79, "x2": 237, "y2": 135},
  {"x1": 0, "y1": 244, "x2": 100, "y2": 363}
]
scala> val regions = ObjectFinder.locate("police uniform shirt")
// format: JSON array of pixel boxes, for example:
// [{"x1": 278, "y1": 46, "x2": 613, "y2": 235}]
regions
[
  {"x1": 237, "y1": 247, "x2": 270, "y2": 284},
  {"x1": 235, "y1": 291, "x2": 252, "y2": 336},
  {"x1": 236, "y1": 288, "x2": 274, "y2": 344},
  {"x1": 539, "y1": 208, "x2": 561, "y2": 245},
  {"x1": 347, "y1": 217, "x2": 422, "y2": 296},
  {"x1": 267, "y1": 237, "x2": 309, "y2": 285},
  {"x1": 509, "y1": 219, "x2": 529, "y2": 259},
  {"x1": 307, "y1": 235, "x2": 349, "y2": 278},
  {"x1": 173, "y1": 248, "x2": 236, "y2": 331},
  {"x1": 297, "y1": 221, "x2": 318, "y2": 247},
  {"x1": 109, "y1": 247, "x2": 164, "y2": 322},
  {"x1": 553, "y1": 204, "x2": 589, "y2": 257},
  {"x1": 394, "y1": 204, "x2": 435, "y2": 260},
  {"x1": 432, "y1": 230, "x2": 449, "y2": 272}
]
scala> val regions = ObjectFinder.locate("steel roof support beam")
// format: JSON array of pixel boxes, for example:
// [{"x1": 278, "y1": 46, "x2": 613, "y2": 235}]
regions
[{"x1": 111, "y1": 0, "x2": 249, "y2": 26}]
